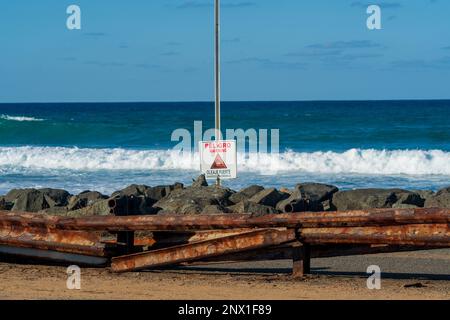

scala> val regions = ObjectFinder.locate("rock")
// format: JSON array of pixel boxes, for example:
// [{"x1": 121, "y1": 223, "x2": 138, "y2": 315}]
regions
[
  {"x1": 276, "y1": 196, "x2": 309, "y2": 213},
  {"x1": 67, "y1": 191, "x2": 108, "y2": 211},
  {"x1": 393, "y1": 192, "x2": 424, "y2": 208},
  {"x1": 322, "y1": 199, "x2": 332, "y2": 211},
  {"x1": 424, "y1": 187, "x2": 450, "y2": 208},
  {"x1": 110, "y1": 183, "x2": 184, "y2": 213},
  {"x1": 229, "y1": 185, "x2": 264, "y2": 204},
  {"x1": 294, "y1": 183, "x2": 338, "y2": 202},
  {"x1": 66, "y1": 199, "x2": 112, "y2": 217},
  {"x1": 227, "y1": 200, "x2": 278, "y2": 216},
  {"x1": 39, "y1": 206, "x2": 70, "y2": 216},
  {"x1": 108, "y1": 194, "x2": 160, "y2": 215},
  {"x1": 6, "y1": 188, "x2": 71, "y2": 212},
  {"x1": 38, "y1": 188, "x2": 71, "y2": 207},
  {"x1": 331, "y1": 189, "x2": 417, "y2": 211},
  {"x1": 0, "y1": 196, "x2": 13, "y2": 210},
  {"x1": 192, "y1": 174, "x2": 208, "y2": 188},
  {"x1": 392, "y1": 203, "x2": 420, "y2": 209},
  {"x1": 276, "y1": 183, "x2": 338, "y2": 212},
  {"x1": 201, "y1": 205, "x2": 229, "y2": 214},
  {"x1": 111, "y1": 184, "x2": 151, "y2": 198},
  {"x1": 279, "y1": 187, "x2": 292, "y2": 195},
  {"x1": 154, "y1": 186, "x2": 233, "y2": 214},
  {"x1": 4, "y1": 189, "x2": 30, "y2": 203},
  {"x1": 11, "y1": 189, "x2": 50, "y2": 212},
  {"x1": 416, "y1": 190, "x2": 435, "y2": 201},
  {"x1": 248, "y1": 188, "x2": 287, "y2": 207},
  {"x1": 331, "y1": 189, "x2": 394, "y2": 211},
  {"x1": 113, "y1": 183, "x2": 184, "y2": 202},
  {"x1": 144, "y1": 184, "x2": 184, "y2": 202},
  {"x1": 159, "y1": 203, "x2": 203, "y2": 215}
]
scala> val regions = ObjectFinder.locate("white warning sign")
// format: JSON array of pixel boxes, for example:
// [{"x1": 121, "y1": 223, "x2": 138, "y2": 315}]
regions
[{"x1": 199, "y1": 140, "x2": 237, "y2": 180}]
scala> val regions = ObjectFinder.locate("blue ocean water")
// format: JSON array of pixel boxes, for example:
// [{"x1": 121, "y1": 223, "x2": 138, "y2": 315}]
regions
[{"x1": 0, "y1": 101, "x2": 449, "y2": 194}]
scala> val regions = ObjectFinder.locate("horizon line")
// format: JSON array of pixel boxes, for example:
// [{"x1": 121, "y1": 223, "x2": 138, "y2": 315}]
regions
[{"x1": 1, "y1": 98, "x2": 450, "y2": 104}]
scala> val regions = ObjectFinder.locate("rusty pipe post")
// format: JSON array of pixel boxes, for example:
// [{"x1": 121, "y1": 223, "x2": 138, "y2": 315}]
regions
[
  {"x1": 292, "y1": 241, "x2": 311, "y2": 278},
  {"x1": 108, "y1": 196, "x2": 135, "y2": 255}
]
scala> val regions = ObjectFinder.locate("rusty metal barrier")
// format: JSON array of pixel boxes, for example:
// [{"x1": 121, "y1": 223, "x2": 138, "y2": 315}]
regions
[{"x1": 0, "y1": 208, "x2": 449, "y2": 276}]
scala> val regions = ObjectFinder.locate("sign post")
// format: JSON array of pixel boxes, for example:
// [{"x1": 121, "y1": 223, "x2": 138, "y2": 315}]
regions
[
  {"x1": 214, "y1": 0, "x2": 221, "y2": 185},
  {"x1": 199, "y1": 1, "x2": 236, "y2": 184}
]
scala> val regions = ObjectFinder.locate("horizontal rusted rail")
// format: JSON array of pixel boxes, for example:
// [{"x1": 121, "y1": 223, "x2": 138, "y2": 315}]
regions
[
  {"x1": 299, "y1": 224, "x2": 450, "y2": 247},
  {"x1": 0, "y1": 224, "x2": 107, "y2": 257},
  {"x1": 111, "y1": 228, "x2": 296, "y2": 272},
  {"x1": 1, "y1": 208, "x2": 447, "y2": 232}
]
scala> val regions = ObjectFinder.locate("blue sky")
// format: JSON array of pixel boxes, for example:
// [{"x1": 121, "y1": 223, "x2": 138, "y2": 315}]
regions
[{"x1": 1, "y1": 0, "x2": 449, "y2": 102}]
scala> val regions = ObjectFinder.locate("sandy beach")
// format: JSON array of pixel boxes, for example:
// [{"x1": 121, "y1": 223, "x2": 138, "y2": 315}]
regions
[{"x1": 1, "y1": 249, "x2": 448, "y2": 300}]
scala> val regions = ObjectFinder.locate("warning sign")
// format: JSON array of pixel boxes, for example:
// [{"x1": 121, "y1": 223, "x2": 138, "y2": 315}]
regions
[{"x1": 200, "y1": 140, "x2": 237, "y2": 180}]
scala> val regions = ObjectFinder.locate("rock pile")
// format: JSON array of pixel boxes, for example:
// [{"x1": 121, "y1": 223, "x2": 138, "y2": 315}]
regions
[{"x1": 1, "y1": 175, "x2": 449, "y2": 217}]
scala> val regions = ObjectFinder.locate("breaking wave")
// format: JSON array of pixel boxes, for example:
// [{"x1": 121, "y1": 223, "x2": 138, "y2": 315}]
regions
[
  {"x1": 0, "y1": 114, "x2": 45, "y2": 122},
  {"x1": 0, "y1": 146, "x2": 449, "y2": 176}
]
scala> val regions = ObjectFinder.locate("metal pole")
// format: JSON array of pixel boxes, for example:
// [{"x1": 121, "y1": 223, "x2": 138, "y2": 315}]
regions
[
  {"x1": 214, "y1": 0, "x2": 221, "y2": 139},
  {"x1": 214, "y1": 0, "x2": 221, "y2": 186}
]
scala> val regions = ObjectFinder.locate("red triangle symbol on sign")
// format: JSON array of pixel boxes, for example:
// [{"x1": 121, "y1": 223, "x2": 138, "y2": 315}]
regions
[{"x1": 211, "y1": 154, "x2": 227, "y2": 169}]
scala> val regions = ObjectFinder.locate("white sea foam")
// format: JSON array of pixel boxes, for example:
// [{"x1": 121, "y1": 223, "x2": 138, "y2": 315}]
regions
[
  {"x1": 0, "y1": 146, "x2": 449, "y2": 176},
  {"x1": 0, "y1": 114, "x2": 45, "y2": 122}
]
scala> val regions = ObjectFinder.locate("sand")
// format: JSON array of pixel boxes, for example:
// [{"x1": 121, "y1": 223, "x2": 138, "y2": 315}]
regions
[{"x1": 0, "y1": 249, "x2": 449, "y2": 300}]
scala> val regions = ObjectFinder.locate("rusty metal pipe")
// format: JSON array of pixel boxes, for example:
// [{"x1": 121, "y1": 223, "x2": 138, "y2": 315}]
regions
[
  {"x1": 111, "y1": 228, "x2": 296, "y2": 272},
  {"x1": 0, "y1": 225, "x2": 107, "y2": 256},
  {"x1": 2, "y1": 207, "x2": 443, "y2": 231},
  {"x1": 298, "y1": 224, "x2": 450, "y2": 247}
]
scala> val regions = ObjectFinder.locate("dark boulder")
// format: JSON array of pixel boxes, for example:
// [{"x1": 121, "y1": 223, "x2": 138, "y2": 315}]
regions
[
  {"x1": 6, "y1": 188, "x2": 71, "y2": 212},
  {"x1": 110, "y1": 183, "x2": 184, "y2": 214},
  {"x1": 64, "y1": 199, "x2": 112, "y2": 217},
  {"x1": 39, "y1": 206, "x2": 70, "y2": 216},
  {"x1": 331, "y1": 189, "x2": 422, "y2": 211},
  {"x1": 424, "y1": 187, "x2": 450, "y2": 208},
  {"x1": 154, "y1": 186, "x2": 233, "y2": 215},
  {"x1": 0, "y1": 196, "x2": 13, "y2": 210},
  {"x1": 276, "y1": 183, "x2": 338, "y2": 212},
  {"x1": 227, "y1": 200, "x2": 278, "y2": 216},
  {"x1": 392, "y1": 192, "x2": 425, "y2": 208},
  {"x1": 158, "y1": 204, "x2": 202, "y2": 215},
  {"x1": 113, "y1": 183, "x2": 184, "y2": 201},
  {"x1": 11, "y1": 189, "x2": 50, "y2": 212},
  {"x1": 248, "y1": 188, "x2": 288, "y2": 207},
  {"x1": 111, "y1": 184, "x2": 151, "y2": 198},
  {"x1": 295, "y1": 183, "x2": 338, "y2": 202},
  {"x1": 108, "y1": 194, "x2": 160, "y2": 215},
  {"x1": 192, "y1": 174, "x2": 208, "y2": 188},
  {"x1": 201, "y1": 204, "x2": 230, "y2": 214},
  {"x1": 144, "y1": 183, "x2": 184, "y2": 202},
  {"x1": 416, "y1": 190, "x2": 435, "y2": 201},
  {"x1": 38, "y1": 188, "x2": 71, "y2": 207},
  {"x1": 7, "y1": 188, "x2": 72, "y2": 212},
  {"x1": 4, "y1": 189, "x2": 30, "y2": 203},
  {"x1": 67, "y1": 191, "x2": 108, "y2": 211},
  {"x1": 229, "y1": 185, "x2": 264, "y2": 204}
]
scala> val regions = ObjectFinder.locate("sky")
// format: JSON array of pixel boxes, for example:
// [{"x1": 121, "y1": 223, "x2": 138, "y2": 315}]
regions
[{"x1": 0, "y1": 0, "x2": 449, "y2": 102}]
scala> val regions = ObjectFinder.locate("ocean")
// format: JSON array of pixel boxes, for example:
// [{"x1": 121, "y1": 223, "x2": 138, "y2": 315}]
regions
[{"x1": 0, "y1": 100, "x2": 449, "y2": 195}]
